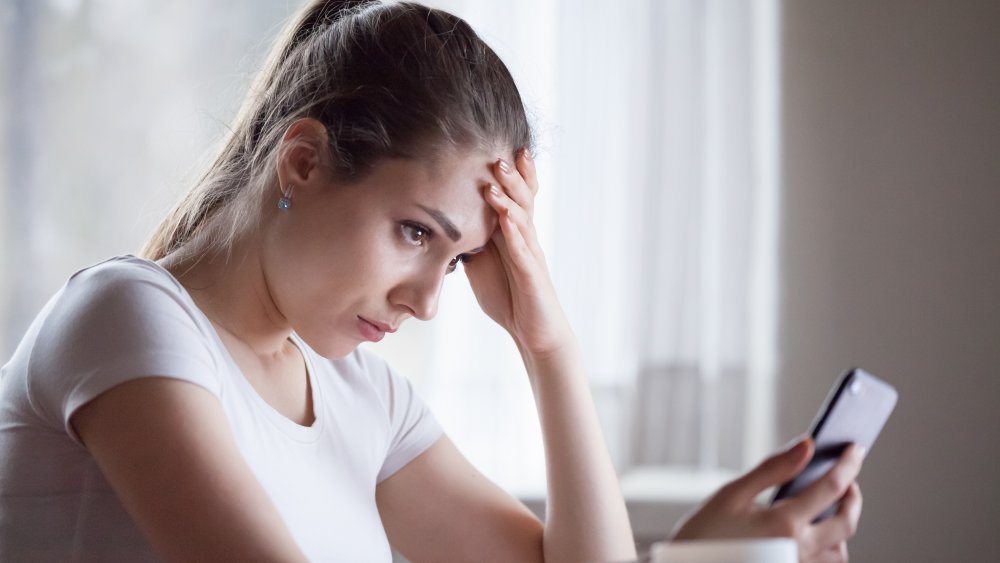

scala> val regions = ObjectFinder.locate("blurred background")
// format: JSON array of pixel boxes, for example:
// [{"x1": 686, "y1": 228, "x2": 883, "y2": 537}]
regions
[{"x1": 1, "y1": 0, "x2": 997, "y2": 561}]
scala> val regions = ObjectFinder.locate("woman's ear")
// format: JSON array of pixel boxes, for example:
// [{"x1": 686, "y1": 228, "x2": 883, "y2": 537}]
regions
[{"x1": 276, "y1": 118, "x2": 331, "y2": 191}]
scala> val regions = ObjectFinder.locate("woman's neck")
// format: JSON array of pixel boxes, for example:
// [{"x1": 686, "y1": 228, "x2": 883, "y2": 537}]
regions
[{"x1": 159, "y1": 238, "x2": 294, "y2": 362}]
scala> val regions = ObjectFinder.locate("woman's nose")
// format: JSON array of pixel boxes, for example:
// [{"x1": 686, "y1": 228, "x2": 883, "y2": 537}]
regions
[{"x1": 390, "y1": 269, "x2": 445, "y2": 321}]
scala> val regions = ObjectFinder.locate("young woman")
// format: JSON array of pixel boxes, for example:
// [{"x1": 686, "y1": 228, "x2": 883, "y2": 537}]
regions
[{"x1": 0, "y1": 1, "x2": 864, "y2": 561}]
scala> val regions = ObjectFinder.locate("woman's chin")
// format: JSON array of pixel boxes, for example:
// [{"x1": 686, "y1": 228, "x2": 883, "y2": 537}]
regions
[
  {"x1": 313, "y1": 341, "x2": 358, "y2": 360},
  {"x1": 295, "y1": 331, "x2": 359, "y2": 360}
]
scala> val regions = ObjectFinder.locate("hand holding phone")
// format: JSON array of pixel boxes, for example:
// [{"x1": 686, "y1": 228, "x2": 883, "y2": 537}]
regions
[{"x1": 771, "y1": 368, "x2": 898, "y2": 521}]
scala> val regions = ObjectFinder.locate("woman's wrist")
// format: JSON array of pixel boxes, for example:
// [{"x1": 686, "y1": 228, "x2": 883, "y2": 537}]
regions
[{"x1": 514, "y1": 325, "x2": 579, "y2": 376}]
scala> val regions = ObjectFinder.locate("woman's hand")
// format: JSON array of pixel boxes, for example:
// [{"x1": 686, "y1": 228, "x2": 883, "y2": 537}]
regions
[
  {"x1": 463, "y1": 150, "x2": 574, "y2": 357},
  {"x1": 671, "y1": 439, "x2": 865, "y2": 563}
]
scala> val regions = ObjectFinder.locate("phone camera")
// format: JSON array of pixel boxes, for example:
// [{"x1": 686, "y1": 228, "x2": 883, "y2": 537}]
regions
[{"x1": 849, "y1": 379, "x2": 864, "y2": 395}]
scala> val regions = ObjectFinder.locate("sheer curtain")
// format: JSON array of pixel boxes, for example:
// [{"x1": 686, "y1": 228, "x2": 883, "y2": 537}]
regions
[
  {"x1": 1, "y1": 0, "x2": 781, "y2": 498},
  {"x1": 0, "y1": 0, "x2": 292, "y2": 356}
]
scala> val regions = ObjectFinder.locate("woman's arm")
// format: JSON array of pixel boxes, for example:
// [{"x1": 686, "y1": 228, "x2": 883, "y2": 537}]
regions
[
  {"x1": 519, "y1": 338, "x2": 638, "y2": 561},
  {"x1": 72, "y1": 378, "x2": 309, "y2": 562},
  {"x1": 376, "y1": 435, "x2": 546, "y2": 561},
  {"x1": 469, "y1": 150, "x2": 637, "y2": 561}
]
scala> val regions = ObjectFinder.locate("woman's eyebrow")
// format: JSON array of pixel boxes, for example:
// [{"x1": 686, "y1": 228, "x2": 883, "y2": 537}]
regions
[{"x1": 417, "y1": 205, "x2": 462, "y2": 242}]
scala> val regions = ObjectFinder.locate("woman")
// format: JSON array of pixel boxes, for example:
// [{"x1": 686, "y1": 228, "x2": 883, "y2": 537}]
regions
[{"x1": 0, "y1": 1, "x2": 863, "y2": 561}]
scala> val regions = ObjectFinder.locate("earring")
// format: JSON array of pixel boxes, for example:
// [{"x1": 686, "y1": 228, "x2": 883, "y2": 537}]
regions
[{"x1": 278, "y1": 184, "x2": 293, "y2": 210}]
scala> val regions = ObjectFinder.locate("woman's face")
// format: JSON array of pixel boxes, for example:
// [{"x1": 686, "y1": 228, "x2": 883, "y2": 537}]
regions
[{"x1": 262, "y1": 150, "x2": 499, "y2": 358}]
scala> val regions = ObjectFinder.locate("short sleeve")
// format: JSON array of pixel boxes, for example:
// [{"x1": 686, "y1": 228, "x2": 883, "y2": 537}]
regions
[
  {"x1": 356, "y1": 349, "x2": 443, "y2": 483},
  {"x1": 26, "y1": 257, "x2": 221, "y2": 443}
]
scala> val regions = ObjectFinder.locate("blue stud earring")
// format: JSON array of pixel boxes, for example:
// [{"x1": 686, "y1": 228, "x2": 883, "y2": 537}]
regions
[{"x1": 277, "y1": 184, "x2": 293, "y2": 210}]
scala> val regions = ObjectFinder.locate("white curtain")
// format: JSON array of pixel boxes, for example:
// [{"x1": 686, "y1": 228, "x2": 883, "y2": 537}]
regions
[
  {"x1": 0, "y1": 0, "x2": 291, "y2": 354},
  {"x1": 0, "y1": 0, "x2": 781, "y2": 497}
]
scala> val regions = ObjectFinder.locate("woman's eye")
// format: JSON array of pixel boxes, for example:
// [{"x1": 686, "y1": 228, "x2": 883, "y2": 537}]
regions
[{"x1": 400, "y1": 223, "x2": 430, "y2": 246}]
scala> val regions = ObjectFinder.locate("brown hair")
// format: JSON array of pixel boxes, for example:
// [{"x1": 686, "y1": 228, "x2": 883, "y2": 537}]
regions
[{"x1": 142, "y1": 0, "x2": 533, "y2": 261}]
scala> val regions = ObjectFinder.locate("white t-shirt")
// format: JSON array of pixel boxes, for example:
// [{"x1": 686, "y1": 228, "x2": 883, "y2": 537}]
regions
[{"x1": 0, "y1": 255, "x2": 442, "y2": 562}]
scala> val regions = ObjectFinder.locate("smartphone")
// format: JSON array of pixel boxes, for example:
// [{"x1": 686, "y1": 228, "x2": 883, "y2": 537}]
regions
[{"x1": 770, "y1": 368, "x2": 898, "y2": 522}]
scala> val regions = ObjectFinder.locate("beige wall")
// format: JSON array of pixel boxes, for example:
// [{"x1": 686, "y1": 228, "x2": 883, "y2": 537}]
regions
[{"x1": 780, "y1": 1, "x2": 1000, "y2": 561}]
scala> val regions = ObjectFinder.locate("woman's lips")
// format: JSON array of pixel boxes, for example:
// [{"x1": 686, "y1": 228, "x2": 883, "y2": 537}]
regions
[{"x1": 358, "y1": 317, "x2": 386, "y2": 342}]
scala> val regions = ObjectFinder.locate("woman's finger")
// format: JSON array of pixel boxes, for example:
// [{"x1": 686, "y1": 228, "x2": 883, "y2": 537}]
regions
[
  {"x1": 484, "y1": 182, "x2": 543, "y2": 258},
  {"x1": 812, "y1": 542, "x2": 849, "y2": 563},
  {"x1": 716, "y1": 438, "x2": 813, "y2": 508},
  {"x1": 500, "y1": 211, "x2": 532, "y2": 272},
  {"x1": 835, "y1": 542, "x2": 849, "y2": 562},
  {"x1": 494, "y1": 158, "x2": 534, "y2": 219},
  {"x1": 482, "y1": 186, "x2": 522, "y2": 270},
  {"x1": 804, "y1": 548, "x2": 840, "y2": 563},
  {"x1": 516, "y1": 148, "x2": 539, "y2": 196},
  {"x1": 487, "y1": 188, "x2": 534, "y2": 277},
  {"x1": 805, "y1": 482, "x2": 862, "y2": 551},
  {"x1": 780, "y1": 444, "x2": 864, "y2": 523}
]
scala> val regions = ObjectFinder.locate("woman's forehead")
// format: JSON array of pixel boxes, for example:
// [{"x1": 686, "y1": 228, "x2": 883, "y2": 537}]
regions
[
  {"x1": 369, "y1": 153, "x2": 500, "y2": 241},
  {"x1": 375, "y1": 153, "x2": 496, "y2": 205}
]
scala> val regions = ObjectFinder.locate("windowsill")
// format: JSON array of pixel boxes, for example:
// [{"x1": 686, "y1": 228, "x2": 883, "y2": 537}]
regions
[{"x1": 619, "y1": 465, "x2": 735, "y2": 503}]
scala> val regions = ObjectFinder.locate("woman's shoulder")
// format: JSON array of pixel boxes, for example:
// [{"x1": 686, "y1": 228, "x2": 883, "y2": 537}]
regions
[
  {"x1": 45, "y1": 254, "x2": 200, "y2": 325},
  {"x1": 64, "y1": 254, "x2": 185, "y2": 295},
  {"x1": 13, "y1": 255, "x2": 222, "y2": 431},
  {"x1": 32, "y1": 253, "x2": 211, "y2": 349}
]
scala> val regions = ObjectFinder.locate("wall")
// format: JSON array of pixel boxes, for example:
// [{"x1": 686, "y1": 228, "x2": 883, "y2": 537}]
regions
[{"x1": 780, "y1": 1, "x2": 1000, "y2": 561}]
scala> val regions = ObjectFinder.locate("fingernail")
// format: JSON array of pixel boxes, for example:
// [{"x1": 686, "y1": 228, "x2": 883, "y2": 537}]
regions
[
  {"x1": 856, "y1": 445, "x2": 867, "y2": 459},
  {"x1": 488, "y1": 184, "x2": 500, "y2": 197},
  {"x1": 521, "y1": 148, "x2": 533, "y2": 161},
  {"x1": 497, "y1": 159, "x2": 511, "y2": 174}
]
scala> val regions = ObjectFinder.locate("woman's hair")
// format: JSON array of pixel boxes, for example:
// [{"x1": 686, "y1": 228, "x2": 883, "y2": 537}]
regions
[{"x1": 142, "y1": 0, "x2": 533, "y2": 262}]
